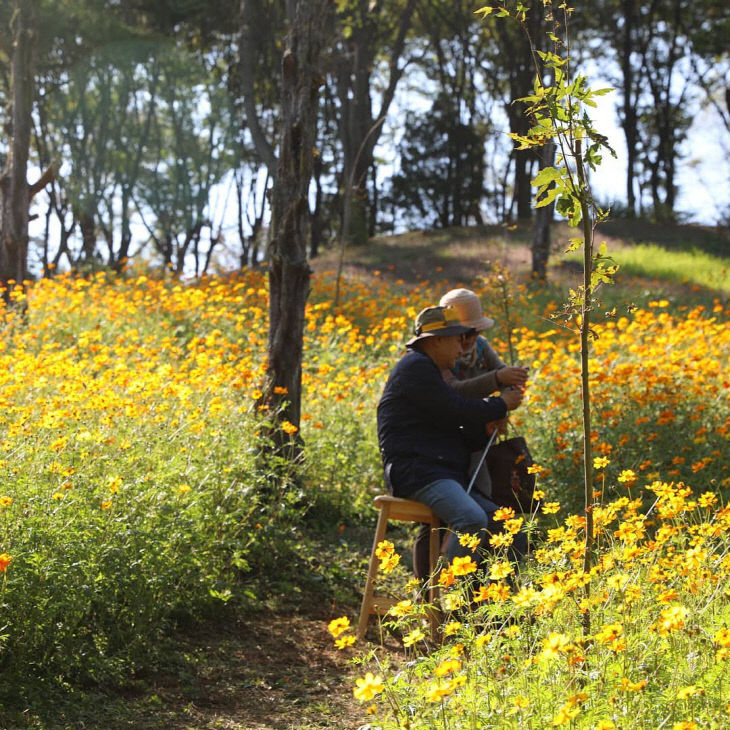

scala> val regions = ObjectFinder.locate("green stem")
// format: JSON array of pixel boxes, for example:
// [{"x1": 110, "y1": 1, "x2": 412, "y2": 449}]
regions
[{"x1": 574, "y1": 138, "x2": 595, "y2": 636}]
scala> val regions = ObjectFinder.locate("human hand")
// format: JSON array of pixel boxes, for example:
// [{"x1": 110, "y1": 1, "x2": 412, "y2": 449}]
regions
[
  {"x1": 486, "y1": 417, "x2": 509, "y2": 436},
  {"x1": 500, "y1": 387, "x2": 523, "y2": 411},
  {"x1": 497, "y1": 366, "x2": 528, "y2": 387}
]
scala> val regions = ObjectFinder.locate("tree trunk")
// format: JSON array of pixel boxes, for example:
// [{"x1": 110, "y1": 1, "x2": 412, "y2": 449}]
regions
[
  {"x1": 619, "y1": 0, "x2": 638, "y2": 217},
  {"x1": 265, "y1": 0, "x2": 328, "y2": 446},
  {"x1": 239, "y1": 0, "x2": 278, "y2": 177},
  {"x1": 335, "y1": 0, "x2": 416, "y2": 246},
  {"x1": 78, "y1": 211, "x2": 97, "y2": 265},
  {"x1": 532, "y1": 141, "x2": 556, "y2": 280},
  {"x1": 0, "y1": 0, "x2": 37, "y2": 298}
]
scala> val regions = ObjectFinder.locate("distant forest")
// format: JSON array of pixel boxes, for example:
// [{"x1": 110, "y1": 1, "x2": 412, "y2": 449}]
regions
[{"x1": 1, "y1": 0, "x2": 728, "y2": 278}]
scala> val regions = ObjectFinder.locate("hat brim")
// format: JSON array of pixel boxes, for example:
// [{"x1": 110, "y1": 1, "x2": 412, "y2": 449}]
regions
[{"x1": 406, "y1": 324, "x2": 473, "y2": 348}]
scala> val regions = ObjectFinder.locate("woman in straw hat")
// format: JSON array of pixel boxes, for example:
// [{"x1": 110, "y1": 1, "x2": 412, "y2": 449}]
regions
[{"x1": 438, "y1": 288, "x2": 528, "y2": 393}]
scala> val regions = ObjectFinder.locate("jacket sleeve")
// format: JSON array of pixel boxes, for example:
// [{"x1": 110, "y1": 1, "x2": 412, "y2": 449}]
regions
[
  {"x1": 448, "y1": 370, "x2": 500, "y2": 397},
  {"x1": 399, "y1": 355, "x2": 507, "y2": 428}
]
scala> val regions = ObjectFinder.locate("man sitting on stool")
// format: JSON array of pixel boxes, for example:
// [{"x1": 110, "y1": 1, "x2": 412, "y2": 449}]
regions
[{"x1": 376, "y1": 306, "x2": 524, "y2": 571}]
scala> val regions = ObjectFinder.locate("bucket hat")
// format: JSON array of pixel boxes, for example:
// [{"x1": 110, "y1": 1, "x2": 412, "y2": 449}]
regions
[
  {"x1": 439, "y1": 288, "x2": 494, "y2": 330},
  {"x1": 406, "y1": 305, "x2": 473, "y2": 347}
]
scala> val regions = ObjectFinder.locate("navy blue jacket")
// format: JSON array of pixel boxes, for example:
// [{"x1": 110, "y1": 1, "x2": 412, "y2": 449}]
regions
[{"x1": 376, "y1": 349, "x2": 508, "y2": 498}]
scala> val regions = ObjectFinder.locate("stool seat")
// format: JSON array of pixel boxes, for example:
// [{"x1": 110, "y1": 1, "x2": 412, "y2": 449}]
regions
[{"x1": 357, "y1": 495, "x2": 442, "y2": 641}]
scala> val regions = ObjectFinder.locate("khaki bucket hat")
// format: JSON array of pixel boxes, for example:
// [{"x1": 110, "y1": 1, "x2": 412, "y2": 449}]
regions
[
  {"x1": 439, "y1": 288, "x2": 494, "y2": 330},
  {"x1": 406, "y1": 305, "x2": 473, "y2": 347}
]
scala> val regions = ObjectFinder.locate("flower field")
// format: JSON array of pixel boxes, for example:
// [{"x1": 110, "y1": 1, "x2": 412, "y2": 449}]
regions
[{"x1": 0, "y1": 264, "x2": 728, "y2": 726}]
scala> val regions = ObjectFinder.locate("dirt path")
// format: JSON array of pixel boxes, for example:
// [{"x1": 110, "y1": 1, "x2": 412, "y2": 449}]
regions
[{"x1": 109, "y1": 609, "x2": 372, "y2": 730}]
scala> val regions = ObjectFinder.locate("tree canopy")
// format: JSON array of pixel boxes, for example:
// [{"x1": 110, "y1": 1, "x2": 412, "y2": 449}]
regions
[{"x1": 0, "y1": 0, "x2": 728, "y2": 284}]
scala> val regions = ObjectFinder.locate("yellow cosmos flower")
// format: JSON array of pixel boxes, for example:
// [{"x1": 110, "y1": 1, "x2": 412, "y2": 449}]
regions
[
  {"x1": 334, "y1": 635, "x2": 356, "y2": 649},
  {"x1": 388, "y1": 599, "x2": 414, "y2": 617},
  {"x1": 0, "y1": 496, "x2": 13, "y2": 507},
  {"x1": 506, "y1": 695, "x2": 530, "y2": 715},
  {"x1": 475, "y1": 633, "x2": 492, "y2": 648},
  {"x1": 676, "y1": 685, "x2": 703, "y2": 700},
  {"x1": 593, "y1": 456, "x2": 611, "y2": 469},
  {"x1": 489, "y1": 532, "x2": 514, "y2": 548},
  {"x1": 617, "y1": 469, "x2": 637, "y2": 484},
  {"x1": 443, "y1": 621, "x2": 462, "y2": 637},
  {"x1": 439, "y1": 567, "x2": 455, "y2": 587},
  {"x1": 620, "y1": 677, "x2": 647, "y2": 692},
  {"x1": 656, "y1": 605, "x2": 689, "y2": 636},
  {"x1": 541, "y1": 501, "x2": 561, "y2": 514},
  {"x1": 489, "y1": 561, "x2": 514, "y2": 581},
  {"x1": 353, "y1": 672, "x2": 384, "y2": 702},
  {"x1": 541, "y1": 632, "x2": 573, "y2": 659},
  {"x1": 714, "y1": 627, "x2": 730, "y2": 648},
  {"x1": 425, "y1": 678, "x2": 455, "y2": 702},
  {"x1": 458, "y1": 532, "x2": 480, "y2": 551},
  {"x1": 327, "y1": 616, "x2": 350, "y2": 637},
  {"x1": 450, "y1": 555, "x2": 477, "y2": 576},
  {"x1": 281, "y1": 420, "x2": 298, "y2": 435},
  {"x1": 441, "y1": 593, "x2": 464, "y2": 612},
  {"x1": 594, "y1": 623, "x2": 623, "y2": 644},
  {"x1": 375, "y1": 540, "x2": 401, "y2": 573},
  {"x1": 434, "y1": 657, "x2": 461, "y2": 676},
  {"x1": 379, "y1": 554, "x2": 400, "y2": 573},
  {"x1": 551, "y1": 703, "x2": 580, "y2": 726},
  {"x1": 402, "y1": 628, "x2": 425, "y2": 647},
  {"x1": 512, "y1": 585, "x2": 539, "y2": 607}
]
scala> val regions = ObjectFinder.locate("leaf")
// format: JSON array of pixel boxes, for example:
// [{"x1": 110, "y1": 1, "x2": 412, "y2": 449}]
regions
[
  {"x1": 565, "y1": 237, "x2": 583, "y2": 253},
  {"x1": 531, "y1": 166, "x2": 562, "y2": 188}
]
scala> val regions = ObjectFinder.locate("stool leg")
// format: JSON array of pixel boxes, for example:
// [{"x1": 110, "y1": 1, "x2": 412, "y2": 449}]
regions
[{"x1": 357, "y1": 504, "x2": 390, "y2": 639}]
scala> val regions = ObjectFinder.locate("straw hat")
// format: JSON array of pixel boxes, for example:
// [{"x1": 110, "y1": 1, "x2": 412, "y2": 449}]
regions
[
  {"x1": 405, "y1": 306, "x2": 473, "y2": 347},
  {"x1": 439, "y1": 288, "x2": 494, "y2": 330}
]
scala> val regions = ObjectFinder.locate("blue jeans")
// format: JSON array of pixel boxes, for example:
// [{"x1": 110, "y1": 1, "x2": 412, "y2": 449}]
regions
[{"x1": 410, "y1": 478, "x2": 526, "y2": 566}]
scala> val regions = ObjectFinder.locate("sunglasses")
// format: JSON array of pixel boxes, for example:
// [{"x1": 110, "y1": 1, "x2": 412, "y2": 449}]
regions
[{"x1": 460, "y1": 329, "x2": 479, "y2": 342}]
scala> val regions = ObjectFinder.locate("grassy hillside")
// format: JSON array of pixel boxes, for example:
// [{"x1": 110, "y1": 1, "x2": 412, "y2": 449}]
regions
[{"x1": 313, "y1": 221, "x2": 729, "y2": 305}]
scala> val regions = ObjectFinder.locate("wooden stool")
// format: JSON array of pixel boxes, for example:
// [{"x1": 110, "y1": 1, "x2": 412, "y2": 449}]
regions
[{"x1": 357, "y1": 495, "x2": 442, "y2": 641}]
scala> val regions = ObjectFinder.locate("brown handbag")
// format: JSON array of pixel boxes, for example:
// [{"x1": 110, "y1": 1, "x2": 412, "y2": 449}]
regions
[{"x1": 485, "y1": 435, "x2": 541, "y2": 513}]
